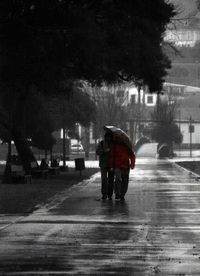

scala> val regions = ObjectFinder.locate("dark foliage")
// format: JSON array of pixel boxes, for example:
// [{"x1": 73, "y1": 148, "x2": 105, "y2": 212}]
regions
[
  {"x1": 48, "y1": 86, "x2": 96, "y2": 131},
  {"x1": 0, "y1": 0, "x2": 175, "y2": 91},
  {"x1": 0, "y1": 0, "x2": 176, "y2": 175},
  {"x1": 152, "y1": 123, "x2": 183, "y2": 145},
  {"x1": 151, "y1": 101, "x2": 183, "y2": 145}
]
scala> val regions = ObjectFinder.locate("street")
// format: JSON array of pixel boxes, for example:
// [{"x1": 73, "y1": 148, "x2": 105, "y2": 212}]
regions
[{"x1": 1, "y1": 150, "x2": 200, "y2": 274}]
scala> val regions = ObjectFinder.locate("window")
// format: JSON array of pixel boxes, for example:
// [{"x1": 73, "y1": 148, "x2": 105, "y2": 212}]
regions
[
  {"x1": 131, "y1": 95, "x2": 136, "y2": 105},
  {"x1": 147, "y1": 95, "x2": 153, "y2": 104}
]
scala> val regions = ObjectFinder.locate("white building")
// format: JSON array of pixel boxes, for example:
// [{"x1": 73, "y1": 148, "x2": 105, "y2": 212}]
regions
[
  {"x1": 164, "y1": 29, "x2": 200, "y2": 47},
  {"x1": 127, "y1": 86, "x2": 157, "y2": 106}
]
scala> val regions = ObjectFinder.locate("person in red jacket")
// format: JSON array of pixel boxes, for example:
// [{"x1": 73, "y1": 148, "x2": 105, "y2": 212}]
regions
[{"x1": 109, "y1": 140, "x2": 135, "y2": 201}]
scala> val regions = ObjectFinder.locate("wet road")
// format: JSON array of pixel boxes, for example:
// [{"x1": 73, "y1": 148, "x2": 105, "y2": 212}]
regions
[{"x1": 1, "y1": 157, "x2": 200, "y2": 275}]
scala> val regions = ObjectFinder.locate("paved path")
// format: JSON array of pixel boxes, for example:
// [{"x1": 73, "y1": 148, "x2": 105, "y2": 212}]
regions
[
  {"x1": 136, "y1": 143, "x2": 158, "y2": 158},
  {"x1": 1, "y1": 157, "x2": 200, "y2": 275}
]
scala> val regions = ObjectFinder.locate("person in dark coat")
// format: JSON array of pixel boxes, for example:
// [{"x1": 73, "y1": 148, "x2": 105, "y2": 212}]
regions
[
  {"x1": 96, "y1": 132, "x2": 114, "y2": 200},
  {"x1": 40, "y1": 158, "x2": 49, "y2": 170}
]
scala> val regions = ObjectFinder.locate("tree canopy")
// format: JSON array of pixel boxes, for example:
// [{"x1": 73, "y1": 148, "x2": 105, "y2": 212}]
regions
[
  {"x1": 0, "y1": 0, "x2": 175, "y2": 92},
  {"x1": 0, "y1": 0, "x2": 176, "y2": 175},
  {"x1": 48, "y1": 87, "x2": 96, "y2": 131}
]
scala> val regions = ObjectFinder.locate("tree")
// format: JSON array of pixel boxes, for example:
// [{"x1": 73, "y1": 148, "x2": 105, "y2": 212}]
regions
[
  {"x1": 0, "y1": 86, "x2": 57, "y2": 182},
  {"x1": 0, "y1": 0, "x2": 175, "y2": 89},
  {"x1": 91, "y1": 85, "x2": 128, "y2": 138},
  {"x1": 49, "y1": 86, "x2": 96, "y2": 131},
  {"x1": 0, "y1": 0, "x2": 175, "y2": 173},
  {"x1": 48, "y1": 85, "x2": 96, "y2": 166},
  {"x1": 151, "y1": 100, "x2": 183, "y2": 156}
]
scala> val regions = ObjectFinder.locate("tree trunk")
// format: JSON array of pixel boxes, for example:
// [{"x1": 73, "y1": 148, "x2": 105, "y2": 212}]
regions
[
  {"x1": 2, "y1": 141, "x2": 12, "y2": 184},
  {"x1": 12, "y1": 129, "x2": 37, "y2": 174},
  {"x1": 85, "y1": 126, "x2": 90, "y2": 159},
  {"x1": 50, "y1": 148, "x2": 52, "y2": 162},
  {"x1": 62, "y1": 127, "x2": 66, "y2": 168}
]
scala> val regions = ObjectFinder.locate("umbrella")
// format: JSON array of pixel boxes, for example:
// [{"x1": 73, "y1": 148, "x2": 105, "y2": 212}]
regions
[{"x1": 104, "y1": 125, "x2": 133, "y2": 151}]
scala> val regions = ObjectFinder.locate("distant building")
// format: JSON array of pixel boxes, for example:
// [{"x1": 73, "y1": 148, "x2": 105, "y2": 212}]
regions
[
  {"x1": 165, "y1": 0, "x2": 200, "y2": 47},
  {"x1": 165, "y1": 29, "x2": 200, "y2": 47},
  {"x1": 126, "y1": 82, "x2": 200, "y2": 147}
]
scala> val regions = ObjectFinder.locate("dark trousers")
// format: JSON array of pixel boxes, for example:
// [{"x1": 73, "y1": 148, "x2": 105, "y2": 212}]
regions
[
  {"x1": 114, "y1": 168, "x2": 130, "y2": 197},
  {"x1": 101, "y1": 167, "x2": 114, "y2": 197}
]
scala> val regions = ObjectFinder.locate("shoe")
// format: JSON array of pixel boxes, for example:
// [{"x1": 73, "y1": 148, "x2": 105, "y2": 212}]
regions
[
  {"x1": 120, "y1": 196, "x2": 125, "y2": 201},
  {"x1": 102, "y1": 195, "x2": 107, "y2": 200},
  {"x1": 108, "y1": 196, "x2": 112, "y2": 200}
]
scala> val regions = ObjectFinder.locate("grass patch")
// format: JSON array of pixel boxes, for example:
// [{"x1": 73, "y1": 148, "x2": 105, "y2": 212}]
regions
[
  {"x1": 0, "y1": 167, "x2": 99, "y2": 214},
  {"x1": 176, "y1": 161, "x2": 200, "y2": 175}
]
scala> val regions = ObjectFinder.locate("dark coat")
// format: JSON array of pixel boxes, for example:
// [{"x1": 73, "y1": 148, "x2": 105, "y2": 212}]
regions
[{"x1": 96, "y1": 140, "x2": 111, "y2": 168}]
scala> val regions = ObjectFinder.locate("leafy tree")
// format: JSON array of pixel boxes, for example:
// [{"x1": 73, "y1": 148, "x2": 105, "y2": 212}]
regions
[
  {"x1": 151, "y1": 100, "x2": 183, "y2": 155},
  {"x1": 0, "y1": 0, "x2": 175, "y2": 87},
  {"x1": 48, "y1": 85, "x2": 96, "y2": 166},
  {"x1": 0, "y1": 0, "x2": 175, "y2": 173},
  {"x1": 49, "y1": 86, "x2": 96, "y2": 131},
  {"x1": 0, "y1": 86, "x2": 56, "y2": 180}
]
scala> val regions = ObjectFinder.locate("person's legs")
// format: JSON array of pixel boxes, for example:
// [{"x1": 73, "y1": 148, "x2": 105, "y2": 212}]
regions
[
  {"x1": 101, "y1": 168, "x2": 108, "y2": 199},
  {"x1": 120, "y1": 168, "x2": 130, "y2": 200},
  {"x1": 107, "y1": 169, "x2": 114, "y2": 199},
  {"x1": 114, "y1": 168, "x2": 122, "y2": 200}
]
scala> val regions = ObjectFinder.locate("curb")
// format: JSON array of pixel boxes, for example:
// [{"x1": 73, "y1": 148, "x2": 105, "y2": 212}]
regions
[{"x1": 170, "y1": 159, "x2": 200, "y2": 180}]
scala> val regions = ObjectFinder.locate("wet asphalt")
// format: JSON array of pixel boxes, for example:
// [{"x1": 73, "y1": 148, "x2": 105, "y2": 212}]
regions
[{"x1": 1, "y1": 149, "x2": 200, "y2": 274}]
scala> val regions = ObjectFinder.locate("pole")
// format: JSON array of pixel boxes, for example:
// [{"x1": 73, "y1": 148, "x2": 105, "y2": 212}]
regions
[
  {"x1": 179, "y1": 108, "x2": 181, "y2": 157},
  {"x1": 62, "y1": 127, "x2": 66, "y2": 168},
  {"x1": 94, "y1": 122, "x2": 97, "y2": 160},
  {"x1": 138, "y1": 86, "x2": 141, "y2": 139},
  {"x1": 157, "y1": 92, "x2": 160, "y2": 112},
  {"x1": 189, "y1": 117, "x2": 192, "y2": 158}
]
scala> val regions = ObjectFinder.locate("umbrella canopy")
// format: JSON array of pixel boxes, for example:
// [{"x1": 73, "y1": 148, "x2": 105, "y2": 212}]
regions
[{"x1": 104, "y1": 125, "x2": 133, "y2": 151}]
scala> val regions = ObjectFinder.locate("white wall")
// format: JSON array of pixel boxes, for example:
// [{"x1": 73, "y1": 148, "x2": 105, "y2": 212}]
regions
[
  {"x1": 144, "y1": 94, "x2": 157, "y2": 106},
  {"x1": 128, "y1": 87, "x2": 144, "y2": 103},
  {"x1": 180, "y1": 122, "x2": 200, "y2": 144}
]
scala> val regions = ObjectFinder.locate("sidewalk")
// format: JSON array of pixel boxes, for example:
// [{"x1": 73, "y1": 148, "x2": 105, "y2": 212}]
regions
[{"x1": 1, "y1": 157, "x2": 200, "y2": 274}]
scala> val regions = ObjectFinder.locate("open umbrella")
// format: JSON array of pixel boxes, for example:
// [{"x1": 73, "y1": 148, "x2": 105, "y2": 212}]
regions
[{"x1": 104, "y1": 125, "x2": 133, "y2": 152}]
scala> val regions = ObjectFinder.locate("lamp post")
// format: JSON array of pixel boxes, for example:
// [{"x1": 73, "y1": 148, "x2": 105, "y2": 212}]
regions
[
  {"x1": 178, "y1": 107, "x2": 181, "y2": 157},
  {"x1": 137, "y1": 86, "x2": 141, "y2": 139}
]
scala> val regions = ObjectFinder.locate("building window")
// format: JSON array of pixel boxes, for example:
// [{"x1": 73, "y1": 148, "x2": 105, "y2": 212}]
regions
[
  {"x1": 131, "y1": 95, "x2": 136, "y2": 105},
  {"x1": 147, "y1": 95, "x2": 153, "y2": 104}
]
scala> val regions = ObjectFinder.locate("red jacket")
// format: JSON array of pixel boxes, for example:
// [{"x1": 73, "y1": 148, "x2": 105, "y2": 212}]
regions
[{"x1": 109, "y1": 143, "x2": 135, "y2": 169}]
